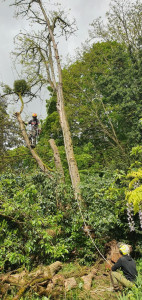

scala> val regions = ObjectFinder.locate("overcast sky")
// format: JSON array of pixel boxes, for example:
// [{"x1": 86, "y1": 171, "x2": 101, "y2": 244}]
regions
[{"x1": 0, "y1": 0, "x2": 110, "y2": 120}]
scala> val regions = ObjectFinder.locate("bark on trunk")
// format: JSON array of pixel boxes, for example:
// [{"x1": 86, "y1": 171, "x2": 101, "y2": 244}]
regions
[{"x1": 56, "y1": 87, "x2": 81, "y2": 201}]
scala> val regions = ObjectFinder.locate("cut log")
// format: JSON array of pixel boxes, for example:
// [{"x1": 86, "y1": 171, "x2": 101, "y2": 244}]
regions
[
  {"x1": 0, "y1": 261, "x2": 63, "y2": 300},
  {"x1": 65, "y1": 277, "x2": 77, "y2": 291},
  {"x1": 49, "y1": 261, "x2": 63, "y2": 277},
  {"x1": 81, "y1": 269, "x2": 97, "y2": 290}
]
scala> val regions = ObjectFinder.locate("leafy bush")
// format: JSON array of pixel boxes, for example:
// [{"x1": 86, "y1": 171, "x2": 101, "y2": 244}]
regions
[
  {"x1": 0, "y1": 167, "x2": 141, "y2": 272},
  {"x1": 0, "y1": 172, "x2": 70, "y2": 270}
]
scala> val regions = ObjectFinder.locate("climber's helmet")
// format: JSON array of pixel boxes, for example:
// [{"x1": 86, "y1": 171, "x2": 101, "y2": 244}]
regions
[
  {"x1": 32, "y1": 113, "x2": 37, "y2": 118},
  {"x1": 119, "y1": 244, "x2": 130, "y2": 255}
]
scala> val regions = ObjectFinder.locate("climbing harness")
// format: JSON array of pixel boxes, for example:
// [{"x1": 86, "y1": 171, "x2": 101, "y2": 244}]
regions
[{"x1": 29, "y1": 126, "x2": 39, "y2": 148}]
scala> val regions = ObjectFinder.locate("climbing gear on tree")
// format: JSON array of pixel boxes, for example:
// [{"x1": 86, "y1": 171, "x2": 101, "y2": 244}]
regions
[
  {"x1": 24, "y1": 114, "x2": 41, "y2": 148},
  {"x1": 29, "y1": 127, "x2": 39, "y2": 148},
  {"x1": 76, "y1": 197, "x2": 111, "y2": 266}
]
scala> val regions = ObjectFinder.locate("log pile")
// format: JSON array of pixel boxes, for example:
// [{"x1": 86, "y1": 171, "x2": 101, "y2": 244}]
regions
[
  {"x1": 0, "y1": 262, "x2": 97, "y2": 299},
  {"x1": 0, "y1": 261, "x2": 62, "y2": 299}
]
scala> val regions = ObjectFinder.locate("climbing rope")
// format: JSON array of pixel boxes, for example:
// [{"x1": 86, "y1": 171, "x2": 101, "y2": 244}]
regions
[{"x1": 76, "y1": 197, "x2": 112, "y2": 266}]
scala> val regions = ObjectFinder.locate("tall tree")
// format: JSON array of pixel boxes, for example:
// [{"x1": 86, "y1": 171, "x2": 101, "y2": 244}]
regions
[
  {"x1": 88, "y1": 0, "x2": 142, "y2": 149},
  {"x1": 60, "y1": 39, "x2": 142, "y2": 159},
  {"x1": 89, "y1": 0, "x2": 142, "y2": 51},
  {"x1": 10, "y1": 0, "x2": 82, "y2": 201}
]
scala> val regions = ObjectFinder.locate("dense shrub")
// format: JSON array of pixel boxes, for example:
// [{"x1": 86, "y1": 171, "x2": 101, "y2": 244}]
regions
[{"x1": 0, "y1": 168, "x2": 141, "y2": 272}]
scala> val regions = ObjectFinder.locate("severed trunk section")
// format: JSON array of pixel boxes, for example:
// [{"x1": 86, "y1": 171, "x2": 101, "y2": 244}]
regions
[{"x1": 49, "y1": 138, "x2": 65, "y2": 183}]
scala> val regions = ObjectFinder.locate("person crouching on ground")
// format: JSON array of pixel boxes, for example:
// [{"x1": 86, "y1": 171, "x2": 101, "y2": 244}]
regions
[{"x1": 110, "y1": 244, "x2": 137, "y2": 291}]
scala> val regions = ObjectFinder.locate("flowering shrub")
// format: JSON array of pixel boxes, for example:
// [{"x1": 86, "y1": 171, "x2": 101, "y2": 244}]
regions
[{"x1": 125, "y1": 169, "x2": 142, "y2": 230}]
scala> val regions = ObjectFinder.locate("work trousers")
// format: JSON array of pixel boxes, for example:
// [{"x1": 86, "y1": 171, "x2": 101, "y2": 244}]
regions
[{"x1": 110, "y1": 271, "x2": 135, "y2": 288}]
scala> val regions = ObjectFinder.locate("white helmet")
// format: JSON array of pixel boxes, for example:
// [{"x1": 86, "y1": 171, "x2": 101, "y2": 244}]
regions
[{"x1": 119, "y1": 244, "x2": 130, "y2": 255}]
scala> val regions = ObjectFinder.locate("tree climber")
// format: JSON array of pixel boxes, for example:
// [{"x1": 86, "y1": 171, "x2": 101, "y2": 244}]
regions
[
  {"x1": 24, "y1": 113, "x2": 41, "y2": 147},
  {"x1": 110, "y1": 244, "x2": 137, "y2": 291}
]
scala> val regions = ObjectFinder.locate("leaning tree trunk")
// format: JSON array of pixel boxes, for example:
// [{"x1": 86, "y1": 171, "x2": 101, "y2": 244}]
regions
[
  {"x1": 39, "y1": 0, "x2": 82, "y2": 202},
  {"x1": 15, "y1": 94, "x2": 52, "y2": 177}
]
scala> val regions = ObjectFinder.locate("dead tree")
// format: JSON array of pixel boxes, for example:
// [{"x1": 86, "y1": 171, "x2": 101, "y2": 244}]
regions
[{"x1": 11, "y1": 0, "x2": 83, "y2": 202}]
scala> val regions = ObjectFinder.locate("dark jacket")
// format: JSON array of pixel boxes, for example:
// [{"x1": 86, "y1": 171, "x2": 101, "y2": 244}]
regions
[
  {"x1": 28, "y1": 117, "x2": 40, "y2": 127},
  {"x1": 111, "y1": 255, "x2": 137, "y2": 282}
]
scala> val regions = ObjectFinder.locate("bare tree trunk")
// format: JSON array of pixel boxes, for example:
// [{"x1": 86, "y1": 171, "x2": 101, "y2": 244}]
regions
[
  {"x1": 39, "y1": 0, "x2": 82, "y2": 202},
  {"x1": 49, "y1": 138, "x2": 65, "y2": 184},
  {"x1": 56, "y1": 87, "x2": 81, "y2": 201}
]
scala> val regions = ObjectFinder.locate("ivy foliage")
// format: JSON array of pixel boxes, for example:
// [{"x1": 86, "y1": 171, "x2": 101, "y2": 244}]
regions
[{"x1": 13, "y1": 80, "x2": 30, "y2": 95}]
